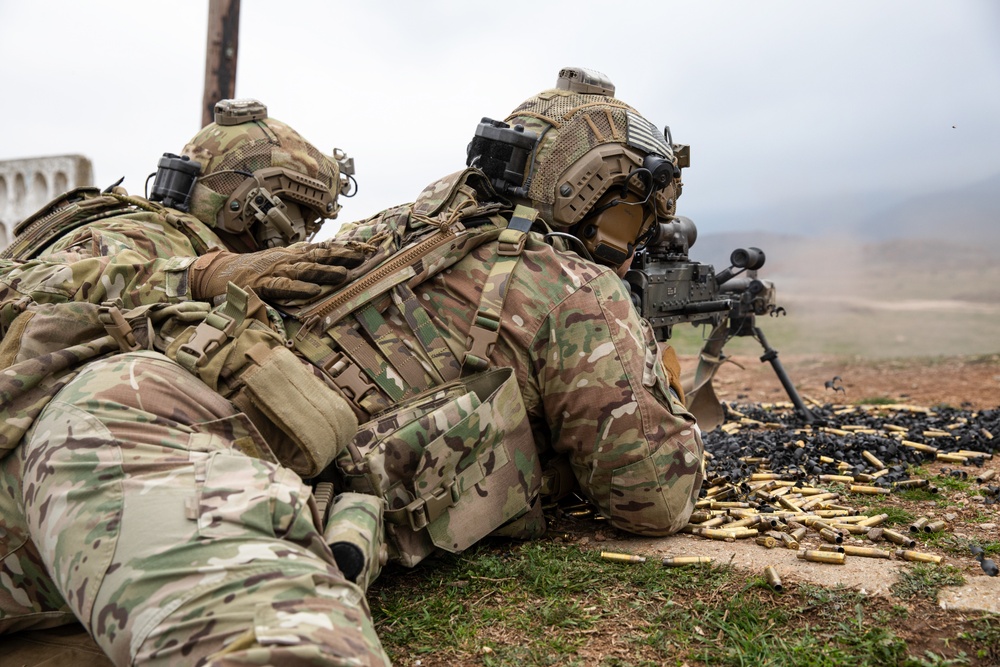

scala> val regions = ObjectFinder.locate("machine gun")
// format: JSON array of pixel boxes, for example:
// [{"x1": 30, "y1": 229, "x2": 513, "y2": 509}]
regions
[{"x1": 624, "y1": 215, "x2": 814, "y2": 429}]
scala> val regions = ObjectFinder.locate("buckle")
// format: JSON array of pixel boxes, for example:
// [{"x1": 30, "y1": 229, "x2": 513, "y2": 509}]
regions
[
  {"x1": 404, "y1": 479, "x2": 460, "y2": 532},
  {"x1": 321, "y1": 352, "x2": 378, "y2": 402},
  {"x1": 466, "y1": 323, "x2": 499, "y2": 362},
  {"x1": 177, "y1": 312, "x2": 236, "y2": 368},
  {"x1": 98, "y1": 302, "x2": 141, "y2": 352}
]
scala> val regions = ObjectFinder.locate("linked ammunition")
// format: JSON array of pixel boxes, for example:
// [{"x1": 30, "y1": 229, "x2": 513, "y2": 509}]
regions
[
  {"x1": 896, "y1": 550, "x2": 944, "y2": 564},
  {"x1": 850, "y1": 485, "x2": 891, "y2": 495},
  {"x1": 600, "y1": 552, "x2": 645, "y2": 564},
  {"x1": 662, "y1": 556, "x2": 713, "y2": 567},
  {"x1": 764, "y1": 566, "x2": 783, "y2": 591},
  {"x1": 797, "y1": 549, "x2": 846, "y2": 564},
  {"x1": 882, "y1": 529, "x2": 916, "y2": 548},
  {"x1": 923, "y1": 520, "x2": 947, "y2": 533},
  {"x1": 909, "y1": 517, "x2": 930, "y2": 533}
]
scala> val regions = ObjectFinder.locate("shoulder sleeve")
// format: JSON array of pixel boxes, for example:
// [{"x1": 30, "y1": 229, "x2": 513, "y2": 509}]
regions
[
  {"x1": 531, "y1": 269, "x2": 705, "y2": 535},
  {"x1": 0, "y1": 213, "x2": 204, "y2": 308}
]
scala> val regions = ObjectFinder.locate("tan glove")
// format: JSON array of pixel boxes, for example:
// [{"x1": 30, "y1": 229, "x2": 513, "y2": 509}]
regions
[
  {"x1": 189, "y1": 243, "x2": 365, "y2": 302},
  {"x1": 660, "y1": 343, "x2": 686, "y2": 405}
]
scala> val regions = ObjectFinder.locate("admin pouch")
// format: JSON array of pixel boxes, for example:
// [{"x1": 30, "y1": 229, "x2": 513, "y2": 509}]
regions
[
  {"x1": 286, "y1": 169, "x2": 544, "y2": 566},
  {"x1": 335, "y1": 367, "x2": 535, "y2": 567}
]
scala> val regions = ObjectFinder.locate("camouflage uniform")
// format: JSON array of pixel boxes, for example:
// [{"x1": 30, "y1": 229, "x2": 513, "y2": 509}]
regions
[
  {"x1": 0, "y1": 125, "x2": 389, "y2": 663},
  {"x1": 332, "y1": 171, "x2": 705, "y2": 537}
]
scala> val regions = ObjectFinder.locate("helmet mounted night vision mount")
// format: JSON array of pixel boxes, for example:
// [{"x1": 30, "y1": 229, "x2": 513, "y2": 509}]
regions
[{"x1": 466, "y1": 118, "x2": 539, "y2": 199}]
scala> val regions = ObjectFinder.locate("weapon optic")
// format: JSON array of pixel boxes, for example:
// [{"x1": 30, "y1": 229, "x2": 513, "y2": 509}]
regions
[{"x1": 624, "y1": 216, "x2": 814, "y2": 428}]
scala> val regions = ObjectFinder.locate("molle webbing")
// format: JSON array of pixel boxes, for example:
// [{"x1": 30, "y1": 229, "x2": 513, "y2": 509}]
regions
[{"x1": 289, "y1": 206, "x2": 536, "y2": 419}]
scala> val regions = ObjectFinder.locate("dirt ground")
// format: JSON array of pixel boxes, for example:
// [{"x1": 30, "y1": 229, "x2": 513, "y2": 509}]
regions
[{"x1": 691, "y1": 352, "x2": 1000, "y2": 410}]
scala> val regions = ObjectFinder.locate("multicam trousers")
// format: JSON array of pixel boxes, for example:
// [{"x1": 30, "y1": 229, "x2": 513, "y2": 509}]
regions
[{"x1": 0, "y1": 351, "x2": 389, "y2": 666}]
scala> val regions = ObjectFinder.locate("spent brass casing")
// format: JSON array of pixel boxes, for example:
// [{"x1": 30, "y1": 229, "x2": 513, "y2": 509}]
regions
[
  {"x1": 726, "y1": 516, "x2": 761, "y2": 530},
  {"x1": 936, "y1": 453, "x2": 968, "y2": 463},
  {"x1": 600, "y1": 552, "x2": 646, "y2": 564},
  {"x1": 756, "y1": 535, "x2": 777, "y2": 549},
  {"x1": 909, "y1": 517, "x2": 929, "y2": 533},
  {"x1": 923, "y1": 520, "x2": 947, "y2": 533},
  {"x1": 798, "y1": 549, "x2": 846, "y2": 564},
  {"x1": 818, "y1": 544, "x2": 846, "y2": 553},
  {"x1": 789, "y1": 526, "x2": 808, "y2": 542},
  {"x1": 976, "y1": 469, "x2": 997, "y2": 483},
  {"x1": 896, "y1": 550, "x2": 944, "y2": 564},
  {"x1": 893, "y1": 478, "x2": 929, "y2": 489},
  {"x1": 764, "y1": 566, "x2": 783, "y2": 591},
  {"x1": 819, "y1": 528, "x2": 844, "y2": 544},
  {"x1": 688, "y1": 510, "x2": 713, "y2": 523},
  {"x1": 957, "y1": 449, "x2": 991, "y2": 459},
  {"x1": 832, "y1": 523, "x2": 871, "y2": 536},
  {"x1": 777, "y1": 533, "x2": 799, "y2": 549},
  {"x1": 662, "y1": 556, "x2": 713, "y2": 567},
  {"x1": 698, "y1": 528, "x2": 757, "y2": 541},
  {"x1": 842, "y1": 545, "x2": 891, "y2": 559},
  {"x1": 857, "y1": 513, "x2": 889, "y2": 528},
  {"x1": 850, "y1": 485, "x2": 891, "y2": 495},
  {"x1": 862, "y1": 450, "x2": 887, "y2": 470},
  {"x1": 701, "y1": 516, "x2": 728, "y2": 528},
  {"x1": 819, "y1": 474, "x2": 856, "y2": 484},
  {"x1": 901, "y1": 440, "x2": 938, "y2": 454},
  {"x1": 882, "y1": 529, "x2": 916, "y2": 548}
]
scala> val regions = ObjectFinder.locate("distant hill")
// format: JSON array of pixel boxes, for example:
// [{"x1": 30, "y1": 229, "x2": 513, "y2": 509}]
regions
[{"x1": 687, "y1": 171, "x2": 1000, "y2": 246}]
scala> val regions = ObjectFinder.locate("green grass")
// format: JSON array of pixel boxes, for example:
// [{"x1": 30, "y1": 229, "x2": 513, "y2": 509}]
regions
[
  {"x1": 368, "y1": 541, "x2": 995, "y2": 666},
  {"x1": 891, "y1": 564, "x2": 965, "y2": 602},
  {"x1": 865, "y1": 505, "x2": 917, "y2": 527},
  {"x1": 856, "y1": 396, "x2": 900, "y2": 406}
]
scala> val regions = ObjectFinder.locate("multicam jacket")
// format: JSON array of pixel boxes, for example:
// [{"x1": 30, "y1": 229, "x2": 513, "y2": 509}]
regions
[
  {"x1": 0, "y1": 190, "x2": 220, "y2": 453},
  {"x1": 331, "y1": 171, "x2": 706, "y2": 536}
]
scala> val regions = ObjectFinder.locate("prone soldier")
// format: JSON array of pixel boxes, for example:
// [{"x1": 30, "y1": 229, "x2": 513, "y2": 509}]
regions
[
  {"x1": 0, "y1": 101, "x2": 390, "y2": 665},
  {"x1": 293, "y1": 67, "x2": 706, "y2": 566}
]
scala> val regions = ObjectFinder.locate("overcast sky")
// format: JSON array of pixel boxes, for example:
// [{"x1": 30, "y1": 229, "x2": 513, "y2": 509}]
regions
[{"x1": 2, "y1": 0, "x2": 998, "y2": 239}]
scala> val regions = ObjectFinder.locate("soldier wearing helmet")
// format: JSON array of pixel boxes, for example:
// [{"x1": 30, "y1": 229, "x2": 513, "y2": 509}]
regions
[
  {"x1": 325, "y1": 68, "x2": 704, "y2": 553},
  {"x1": 0, "y1": 102, "x2": 389, "y2": 665}
]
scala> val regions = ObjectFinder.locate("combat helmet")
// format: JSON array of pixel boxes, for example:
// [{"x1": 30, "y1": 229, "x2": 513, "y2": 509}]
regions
[
  {"x1": 468, "y1": 68, "x2": 684, "y2": 268},
  {"x1": 150, "y1": 99, "x2": 355, "y2": 248}
]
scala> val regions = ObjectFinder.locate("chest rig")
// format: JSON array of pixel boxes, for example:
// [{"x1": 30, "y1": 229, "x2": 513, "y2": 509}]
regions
[{"x1": 283, "y1": 169, "x2": 545, "y2": 566}]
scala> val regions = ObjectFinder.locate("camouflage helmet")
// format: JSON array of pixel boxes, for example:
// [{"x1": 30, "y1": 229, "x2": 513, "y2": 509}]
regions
[
  {"x1": 180, "y1": 99, "x2": 355, "y2": 247},
  {"x1": 501, "y1": 68, "x2": 684, "y2": 267}
]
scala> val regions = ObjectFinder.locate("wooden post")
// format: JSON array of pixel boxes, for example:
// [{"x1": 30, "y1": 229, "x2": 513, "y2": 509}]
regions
[{"x1": 201, "y1": 0, "x2": 241, "y2": 127}]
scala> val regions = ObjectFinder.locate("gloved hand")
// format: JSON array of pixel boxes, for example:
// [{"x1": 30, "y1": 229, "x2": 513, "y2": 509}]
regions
[
  {"x1": 189, "y1": 243, "x2": 366, "y2": 302},
  {"x1": 660, "y1": 343, "x2": 686, "y2": 404}
]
